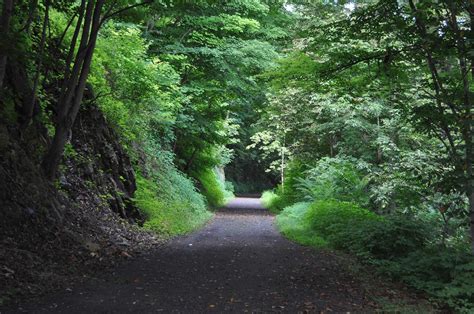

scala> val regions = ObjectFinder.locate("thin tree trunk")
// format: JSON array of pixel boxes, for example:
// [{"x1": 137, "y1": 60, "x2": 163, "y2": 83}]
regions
[
  {"x1": 184, "y1": 147, "x2": 198, "y2": 172},
  {"x1": 42, "y1": 0, "x2": 104, "y2": 179},
  {"x1": 469, "y1": 2, "x2": 474, "y2": 255},
  {"x1": 376, "y1": 115, "x2": 382, "y2": 163},
  {"x1": 281, "y1": 133, "x2": 286, "y2": 192},
  {"x1": 60, "y1": 0, "x2": 86, "y2": 96},
  {"x1": 466, "y1": 123, "x2": 474, "y2": 254},
  {"x1": 449, "y1": 3, "x2": 474, "y2": 255},
  {"x1": 57, "y1": 11, "x2": 78, "y2": 50},
  {"x1": 22, "y1": 0, "x2": 50, "y2": 126},
  {"x1": 21, "y1": 0, "x2": 38, "y2": 33},
  {"x1": 57, "y1": 0, "x2": 94, "y2": 123},
  {"x1": 0, "y1": 0, "x2": 14, "y2": 89},
  {"x1": 42, "y1": 0, "x2": 150, "y2": 179}
]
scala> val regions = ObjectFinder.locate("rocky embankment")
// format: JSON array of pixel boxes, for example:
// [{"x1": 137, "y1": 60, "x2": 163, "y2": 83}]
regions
[{"x1": 0, "y1": 95, "x2": 158, "y2": 306}]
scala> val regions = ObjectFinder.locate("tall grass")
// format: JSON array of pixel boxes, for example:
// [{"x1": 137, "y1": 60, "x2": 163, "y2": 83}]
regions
[
  {"x1": 196, "y1": 168, "x2": 234, "y2": 208},
  {"x1": 135, "y1": 173, "x2": 212, "y2": 236}
]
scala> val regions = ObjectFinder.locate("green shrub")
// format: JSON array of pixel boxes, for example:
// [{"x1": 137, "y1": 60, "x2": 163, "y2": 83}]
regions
[
  {"x1": 297, "y1": 157, "x2": 369, "y2": 206},
  {"x1": 276, "y1": 202, "x2": 327, "y2": 247},
  {"x1": 231, "y1": 181, "x2": 273, "y2": 194},
  {"x1": 305, "y1": 200, "x2": 379, "y2": 238},
  {"x1": 392, "y1": 247, "x2": 474, "y2": 312},
  {"x1": 301, "y1": 199, "x2": 474, "y2": 311},
  {"x1": 334, "y1": 214, "x2": 432, "y2": 260},
  {"x1": 135, "y1": 173, "x2": 212, "y2": 236},
  {"x1": 225, "y1": 181, "x2": 235, "y2": 194},
  {"x1": 261, "y1": 190, "x2": 285, "y2": 213},
  {"x1": 260, "y1": 161, "x2": 309, "y2": 213},
  {"x1": 305, "y1": 201, "x2": 432, "y2": 260},
  {"x1": 196, "y1": 168, "x2": 233, "y2": 208},
  {"x1": 438, "y1": 258, "x2": 474, "y2": 311},
  {"x1": 281, "y1": 160, "x2": 308, "y2": 204},
  {"x1": 266, "y1": 157, "x2": 369, "y2": 213}
]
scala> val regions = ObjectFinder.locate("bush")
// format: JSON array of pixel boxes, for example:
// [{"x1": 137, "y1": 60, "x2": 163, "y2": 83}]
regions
[
  {"x1": 265, "y1": 157, "x2": 369, "y2": 213},
  {"x1": 276, "y1": 202, "x2": 327, "y2": 247},
  {"x1": 196, "y1": 168, "x2": 233, "y2": 208},
  {"x1": 261, "y1": 190, "x2": 285, "y2": 213},
  {"x1": 281, "y1": 160, "x2": 308, "y2": 204},
  {"x1": 260, "y1": 161, "x2": 309, "y2": 213},
  {"x1": 304, "y1": 201, "x2": 433, "y2": 260},
  {"x1": 297, "y1": 157, "x2": 369, "y2": 206},
  {"x1": 335, "y1": 214, "x2": 432, "y2": 260},
  {"x1": 438, "y1": 258, "x2": 474, "y2": 311},
  {"x1": 392, "y1": 247, "x2": 474, "y2": 312},
  {"x1": 134, "y1": 173, "x2": 212, "y2": 236},
  {"x1": 298, "y1": 198, "x2": 474, "y2": 311},
  {"x1": 305, "y1": 200, "x2": 379, "y2": 237},
  {"x1": 231, "y1": 181, "x2": 273, "y2": 194}
]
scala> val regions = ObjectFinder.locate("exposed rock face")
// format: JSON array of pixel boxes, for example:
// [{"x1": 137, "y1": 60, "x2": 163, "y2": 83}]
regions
[
  {"x1": 68, "y1": 104, "x2": 142, "y2": 221},
  {"x1": 0, "y1": 98, "x2": 154, "y2": 306}
]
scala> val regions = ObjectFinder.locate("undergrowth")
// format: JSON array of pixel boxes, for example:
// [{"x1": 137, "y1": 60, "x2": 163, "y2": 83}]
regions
[
  {"x1": 275, "y1": 202, "x2": 327, "y2": 247},
  {"x1": 195, "y1": 168, "x2": 233, "y2": 208},
  {"x1": 275, "y1": 198, "x2": 474, "y2": 311},
  {"x1": 135, "y1": 173, "x2": 212, "y2": 236}
]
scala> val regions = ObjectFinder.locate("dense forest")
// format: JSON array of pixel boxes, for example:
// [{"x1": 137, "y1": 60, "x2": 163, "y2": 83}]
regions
[{"x1": 0, "y1": 0, "x2": 473, "y2": 311}]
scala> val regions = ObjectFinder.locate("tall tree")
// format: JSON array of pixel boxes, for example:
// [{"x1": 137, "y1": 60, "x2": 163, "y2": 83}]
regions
[
  {"x1": 41, "y1": 0, "x2": 152, "y2": 179},
  {"x1": 145, "y1": 0, "x2": 285, "y2": 175},
  {"x1": 267, "y1": 0, "x2": 474, "y2": 252},
  {"x1": 0, "y1": 0, "x2": 15, "y2": 89}
]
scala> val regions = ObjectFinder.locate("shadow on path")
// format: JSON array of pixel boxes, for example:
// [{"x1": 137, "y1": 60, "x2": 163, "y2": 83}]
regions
[{"x1": 10, "y1": 197, "x2": 372, "y2": 313}]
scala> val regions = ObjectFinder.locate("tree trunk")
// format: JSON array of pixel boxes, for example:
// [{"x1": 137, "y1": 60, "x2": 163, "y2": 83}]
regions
[
  {"x1": 409, "y1": 0, "x2": 474, "y2": 253},
  {"x1": 41, "y1": 122, "x2": 70, "y2": 179},
  {"x1": 21, "y1": 0, "x2": 50, "y2": 126},
  {"x1": 0, "y1": 0, "x2": 14, "y2": 89},
  {"x1": 281, "y1": 133, "x2": 286, "y2": 192},
  {"x1": 469, "y1": 2, "x2": 474, "y2": 255},
  {"x1": 21, "y1": 0, "x2": 38, "y2": 33},
  {"x1": 42, "y1": 0, "x2": 104, "y2": 179},
  {"x1": 467, "y1": 132, "x2": 474, "y2": 254},
  {"x1": 450, "y1": 3, "x2": 474, "y2": 255},
  {"x1": 60, "y1": 0, "x2": 86, "y2": 97},
  {"x1": 41, "y1": 0, "x2": 150, "y2": 179}
]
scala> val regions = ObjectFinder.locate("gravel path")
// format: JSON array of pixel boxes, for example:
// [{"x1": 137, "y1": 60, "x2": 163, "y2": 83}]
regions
[{"x1": 10, "y1": 197, "x2": 375, "y2": 313}]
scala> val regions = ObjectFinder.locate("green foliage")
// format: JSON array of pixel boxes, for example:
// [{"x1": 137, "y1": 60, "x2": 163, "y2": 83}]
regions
[
  {"x1": 0, "y1": 97, "x2": 18, "y2": 124},
  {"x1": 261, "y1": 157, "x2": 368, "y2": 212},
  {"x1": 91, "y1": 23, "x2": 182, "y2": 153},
  {"x1": 260, "y1": 190, "x2": 283, "y2": 213},
  {"x1": 230, "y1": 181, "x2": 271, "y2": 194},
  {"x1": 8, "y1": 0, "x2": 474, "y2": 309},
  {"x1": 259, "y1": 161, "x2": 307, "y2": 212},
  {"x1": 149, "y1": 0, "x2": 289, "y2": 180},
  {"x1": 276, "y1": 202, "x2": 327, "y2": 247},
  {"x1": 277, "y1": 197, "x2": 474, "y2": 310},
  {"x1": 380, "y1": 248, "x2": 474, "y2": 310},
  {"x1": 329, "y1": 214, "x2": 431, "y2": 260},
  {"x1": 297, "y1": 157, "x2": 369, "y2": 206},
  {"x1": 195, "y1": 168, "x2": 233, "y2": 208},
  {"x1": 135, "y1": 173, "x2": 212, "y2": 236},
  {"x1": 305, "y1": 200, "x2": 379, "y2": 240}
]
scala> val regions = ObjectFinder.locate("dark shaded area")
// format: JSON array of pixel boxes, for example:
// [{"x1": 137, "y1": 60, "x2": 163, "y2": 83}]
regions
[
  {"x1": 0, "y1": 93, "x2": 155, "y2": 305},
  {"x1": 7, "y1": 198, "x2": 381, "y2": 313},
  {"x1": 226, "y1": 145, "x2": 278, "y2": 194}
]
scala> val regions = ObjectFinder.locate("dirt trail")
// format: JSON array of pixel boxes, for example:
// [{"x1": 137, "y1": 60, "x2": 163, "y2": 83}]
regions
[{"x1": 9, "y1": 197, "x2": 376, "y2": 313}]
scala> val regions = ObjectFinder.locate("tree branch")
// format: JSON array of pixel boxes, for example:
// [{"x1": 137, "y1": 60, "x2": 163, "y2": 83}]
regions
[{"x1": 100, "y1": 0, "x2": 153, "y2": 26}]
